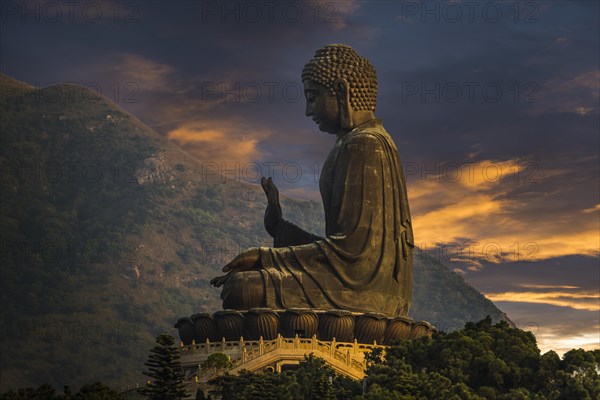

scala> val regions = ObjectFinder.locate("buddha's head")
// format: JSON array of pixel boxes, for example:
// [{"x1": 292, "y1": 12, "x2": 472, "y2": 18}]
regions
[{"x1": 302, "y1": 44, "x2": 378, "y2": 134}]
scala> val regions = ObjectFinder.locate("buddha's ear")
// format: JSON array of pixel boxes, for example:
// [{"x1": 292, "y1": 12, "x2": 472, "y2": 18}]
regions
[{"x1": 333, "y1": 78, "x2": 353, "y2": 130}]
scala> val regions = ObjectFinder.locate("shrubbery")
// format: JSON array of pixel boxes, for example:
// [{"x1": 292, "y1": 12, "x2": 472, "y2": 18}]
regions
[{"x1": 201, "y1": 317, "x2": 599, "y2": 400}]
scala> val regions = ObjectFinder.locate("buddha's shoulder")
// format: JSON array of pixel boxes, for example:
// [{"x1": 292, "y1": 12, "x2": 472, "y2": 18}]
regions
[{"x1": 345, "y1": 123, "x2": 392, "y2": 147}]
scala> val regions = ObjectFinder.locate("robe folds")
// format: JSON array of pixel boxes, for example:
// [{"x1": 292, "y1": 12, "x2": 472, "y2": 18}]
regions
[{"x1": 258, "y1": 119, "x2": 414, "y2": 317}]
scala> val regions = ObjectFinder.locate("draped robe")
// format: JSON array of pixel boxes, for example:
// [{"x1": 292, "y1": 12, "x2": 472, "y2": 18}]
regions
[{"x1": 223, "y1": 119, "x2": 414, "y2": 317}]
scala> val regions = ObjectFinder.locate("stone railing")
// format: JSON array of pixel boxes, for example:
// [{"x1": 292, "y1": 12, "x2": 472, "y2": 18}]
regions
[{"x1": 180, "y1": 334, "x2": 386, "y2": 382}]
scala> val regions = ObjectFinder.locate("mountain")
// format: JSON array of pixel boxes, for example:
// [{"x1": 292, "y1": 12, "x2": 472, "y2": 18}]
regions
[{"x1": 0, "y1": 74, "x2": 508, "y2": 391}]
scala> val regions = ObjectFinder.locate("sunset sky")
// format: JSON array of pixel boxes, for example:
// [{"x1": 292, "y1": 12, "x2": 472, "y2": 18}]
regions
[{"x1": 1, "y1": 0, "x2": 598, "y2": 355}]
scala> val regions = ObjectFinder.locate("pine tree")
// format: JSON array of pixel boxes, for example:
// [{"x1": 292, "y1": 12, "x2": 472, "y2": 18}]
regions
[
  {"x1": 139, "y1": 333, "x2": 189, "y2": 399},
  {"x1": 295, "y1": 354, "x2": 336, "y2": 400}
]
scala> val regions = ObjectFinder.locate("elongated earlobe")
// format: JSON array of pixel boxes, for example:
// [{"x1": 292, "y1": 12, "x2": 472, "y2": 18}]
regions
[{"x1": 334, "y1": 78, "x2": 354, "y2": 130}]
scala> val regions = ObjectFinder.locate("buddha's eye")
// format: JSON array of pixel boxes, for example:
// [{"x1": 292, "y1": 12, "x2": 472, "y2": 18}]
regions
[{"x1": 305, "y1": 90, "x2": 318, "y2": 103}]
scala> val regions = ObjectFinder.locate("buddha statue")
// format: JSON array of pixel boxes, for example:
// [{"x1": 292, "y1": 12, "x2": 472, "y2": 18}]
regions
[{"x1": 210, "y1": 44, "x2": 414, "y2": 317}]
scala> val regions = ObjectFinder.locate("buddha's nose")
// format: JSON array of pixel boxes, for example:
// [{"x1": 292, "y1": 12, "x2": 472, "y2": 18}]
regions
[{"x1": 305, "y1": 103, "x2": 313, "y2": 117}]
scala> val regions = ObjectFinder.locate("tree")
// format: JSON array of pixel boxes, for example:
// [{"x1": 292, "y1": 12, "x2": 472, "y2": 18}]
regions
[
  {"x1": 73, "y1": 382, "x2": 127, "y2": 400},
  {"x1": 208, "y1": 370, "x2": 296, "y2": 400},
  {"x1": 201, "y1": 353, "x2": 233, "y2": 374},
  {"x1": 192, "y1": 318, "x2": 600, "y2": 399},
  {"x1": 0, "y1": 383, "x2": 126, "y2": 400},
  {"x1": 139, "y1": 333, "x2": 189, "y2": 399},
  {"x1": 295, "y1": 354, "x2": 336, "y2": 400},
  {"x1": 0, "y1": 383, "x2": 59, "y2": 400}
]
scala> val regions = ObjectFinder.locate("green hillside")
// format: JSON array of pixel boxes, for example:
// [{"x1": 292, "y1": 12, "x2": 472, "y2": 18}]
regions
[{"x1": 0, "y1": 74, "x2": 508, "y2": 391}]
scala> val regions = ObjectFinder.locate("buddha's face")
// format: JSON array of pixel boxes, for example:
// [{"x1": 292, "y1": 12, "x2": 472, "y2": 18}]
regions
[{"x1": 303, "y1": 80, "x2": 339, "y2": 134}]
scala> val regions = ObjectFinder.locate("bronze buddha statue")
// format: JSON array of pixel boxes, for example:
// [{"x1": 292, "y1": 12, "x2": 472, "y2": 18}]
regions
[{"x1": 211, "y1": 44, "x2": 414, "y2": 317}]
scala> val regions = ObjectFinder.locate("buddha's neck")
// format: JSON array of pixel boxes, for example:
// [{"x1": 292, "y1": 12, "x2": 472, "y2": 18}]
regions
[
  {"x1": 336, "y1": 112, "x2": 377, "y2": 138},
  {"x1": 351, "y1": 110, "x2": 376, "y2": 127}
]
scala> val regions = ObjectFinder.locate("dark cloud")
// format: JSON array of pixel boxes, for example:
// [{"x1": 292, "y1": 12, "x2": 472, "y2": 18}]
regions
[{"x1": 455, "y1": 255, "x2": 599, "y2": 293}]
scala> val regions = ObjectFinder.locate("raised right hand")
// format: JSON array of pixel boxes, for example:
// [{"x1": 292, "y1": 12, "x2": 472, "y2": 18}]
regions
[{"x1": 261, "y1": 176, "x2": 282, "y2": 237}]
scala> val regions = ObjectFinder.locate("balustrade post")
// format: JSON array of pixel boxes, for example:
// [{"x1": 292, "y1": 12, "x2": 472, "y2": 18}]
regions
[{"x1": 238, "y1": 337, "x2": 245, "y2": 360}]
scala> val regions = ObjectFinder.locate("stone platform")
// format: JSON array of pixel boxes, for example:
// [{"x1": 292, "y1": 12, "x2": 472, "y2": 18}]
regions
[
  {"x1": 175, "y1": 308, "x2": 436, "y2": 389},
  {"x1": 175, "y1": 308, "x2": 436, "y2": 348}
]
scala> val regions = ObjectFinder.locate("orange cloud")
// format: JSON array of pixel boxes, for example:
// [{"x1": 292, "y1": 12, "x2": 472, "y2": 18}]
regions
[
  {"x1": 484, "y1": 291, "x2": 599, "y2": 311},
  {"x1": 518, "y1": 284, "x2": 580, "y2": 290},
  {"x1": 409, "y1": 158, "x2": 600, "y2": 261},
  {"x1": 167, "y1": 120, "x2": 269, "y2": 166},
  {"x1": 536, "y1": 328, "x2": 600, "y2": 356}
]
